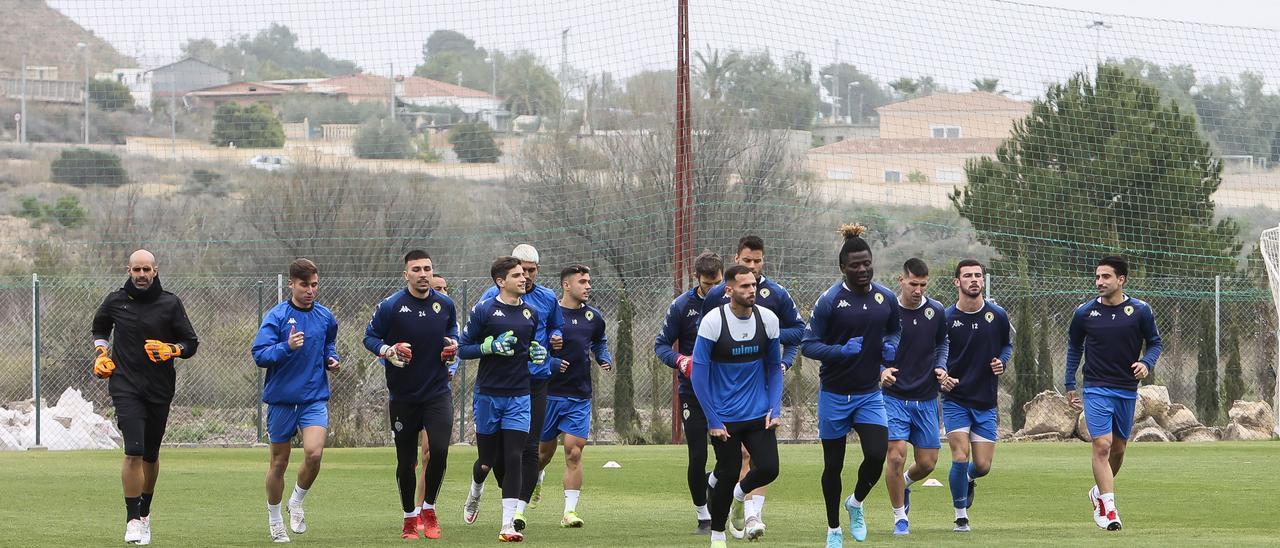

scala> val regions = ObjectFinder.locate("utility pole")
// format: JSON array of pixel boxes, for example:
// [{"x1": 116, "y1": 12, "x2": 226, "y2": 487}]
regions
[
  {"x1": 79, "y1": 43, "x2": 89, "y2": 145},
  {"x1": 20, "y1": 52, "x2": 27, "y2": 144},
  {"x1": 389, "y1": 63, "x2": 396, "y2": 122},
  {"x1": 672, "y1": 0, "x2": 692, "y2": 444},
  {"x1": 832, "y1": 39, "x2": 840, "y2": 123}
]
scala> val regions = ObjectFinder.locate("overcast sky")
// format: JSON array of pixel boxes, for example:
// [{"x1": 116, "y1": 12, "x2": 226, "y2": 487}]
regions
[{"x1": 49, "y1": 0, "x2": 1280, "y2": 97}]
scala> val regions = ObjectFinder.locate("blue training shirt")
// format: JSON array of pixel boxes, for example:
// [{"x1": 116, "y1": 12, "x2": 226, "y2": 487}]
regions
[
  {"x1": 654, "y1": 287, "x2": 707, "y2": 397},
  {"x1": 701, "y1": 276, "x2": 805, "y2": 366},
  {"x1": 884, "y1": 297, "x2": 949, "y2": 401},
  {"x1": 362, "y1": 288, "x2": 459, "y2": 402},
  {"x1": 943, "y1": 300, "x2": 1013, "y2": 410},
  {"x1": 252, "y1": 300, "x2": 340, "y2": 405},
  {"x1": 1065, "y1": 296, "x2": 1162, "y2": 393},
  {"x1": 691, "y1": 304, "x2": 783, "y2": 430},
  {"x1": 801, "y1": 281, "x2": 902, "y2": 396},
  {"x1": 549, "y1": 304, "x2": 612, "y2": 399},
  {"x1": 458, "y1": 296, "x2": 537, "y2": 397},
  {"x1": 481, "y1": 283, "x2": 564, "y2": 380}
]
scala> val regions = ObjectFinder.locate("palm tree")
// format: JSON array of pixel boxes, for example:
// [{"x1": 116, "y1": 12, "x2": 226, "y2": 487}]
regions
[
  {"x1": 971, "y1": 77, "x2": 1008, "y2": 95},
  {"x1": 694, "y1": 45, "x2": 736, "y2": 102},
  {"x1": 889, "y1": 77, "x2": 919, "y2": 97}
]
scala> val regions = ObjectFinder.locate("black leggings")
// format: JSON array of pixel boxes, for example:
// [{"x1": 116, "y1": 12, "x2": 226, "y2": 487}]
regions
[
  {"x1": 489, "y1": 379, "x2": 548, "y2": 503},
  {"x1": 708, "y1": 419, "x2": 779, "y2": 533},
  {"x1": 475, "y1": 429, "x2": 526, "y2": 499},
  {"x1": 681, "y1": 393, "x2": 710, "y2": 507},
  {"x1": 391, "y1": 397, "x2": 453, "y2": 512},
  {"x1": 821, "y1": 424, "x2": 888, "y2": 528}
]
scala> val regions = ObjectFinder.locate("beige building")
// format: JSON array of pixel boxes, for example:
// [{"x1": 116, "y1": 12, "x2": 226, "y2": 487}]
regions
[{"x1": 807, "y1": 92, "x2": 1031, "y2": 184}]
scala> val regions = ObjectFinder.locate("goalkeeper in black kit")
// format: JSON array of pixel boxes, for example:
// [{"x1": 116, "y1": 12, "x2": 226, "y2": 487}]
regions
[{"x1": 91, "y1": 249, "x2": 199, "y2": 546}]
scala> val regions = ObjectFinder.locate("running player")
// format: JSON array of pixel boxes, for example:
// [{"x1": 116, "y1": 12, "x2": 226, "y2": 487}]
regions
[
  {"x1": 252, "y1": 258, "x2": 341, "y2": 543},
  {"x1": 1066, "y1": 256, "x2": 1162, "y2": 531},
  {"x1": 692, "y1": 264, "x2": 783, "y2": 548},
  {"x1": 943, "y1": 259, "x2": 1012, "y2": 533},
  {"x1": 802, "y1": 224, "x2": 900, "y2": 546},
  {"x1": 91, "y1": 249, "x2": 199, "y2": 545},
  {"x1": 363, "y1": 250, "x2": 459, "y2": 539},
  {"x1": 535, "y1": 265, "x2": 613, "y2": 528}
]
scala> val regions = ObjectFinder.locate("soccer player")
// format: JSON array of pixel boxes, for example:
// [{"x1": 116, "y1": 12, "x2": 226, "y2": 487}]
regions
[
  {"x1": 475, "y1": 244, "x2": 564, "y2": 532},
  {"x1": 942, "y1": 259, "x2": 1012, "y2": 533},
  {"x1": 416, "y1": 273, "x2": 455, "y2": 522},
  {"x1": 700, "y1": 236, "x2": 804, "y2": 533},
  {"x1": 252, "y1": 258, "x2": 342, "y2": 543},
  {"x1": 654, "y1": 250, "x2": 724, "y2": 534},
  {"x1": 1065, "y1": 256, "x2": 1162, "y2": 531},
  {"x1": 534, "y1": 265, "x2": 613, "y2": 528},
  {"x1": 459, "y1": 256, "x2": 545, "y2": 542},
  {"x1": 801, "y1": 224, "x2": 900, "y2": 546},
  {"x1": 880, "y1": 258, "x2": 952, "y2": 536},
  {"x1": 363, "y1": 250, "x2": 459, "y2": 539},
  {"x1": 91, "y1": 249, "x2": 199, "y2": 545},
  {"x1": 692, "y1": 264, "x2": 783, "y2": 548}
]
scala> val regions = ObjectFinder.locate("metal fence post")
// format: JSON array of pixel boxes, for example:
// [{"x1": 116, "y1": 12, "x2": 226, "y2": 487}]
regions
[
  {"x1": 256, "y1": 280, "x2": 265, "y2": 443},
  {"x1": 985, "y1": 273, "x2": 993, "y2": 300},
  {"x1": 31, "y1": 273, "x2": 42, "y2": 448},
  {"x1": 1214, "y1": 275, "x2": 1221, "y2": 367},
  {"x1": 458, "y1": 279, "x2": 469, "y2": 440}
]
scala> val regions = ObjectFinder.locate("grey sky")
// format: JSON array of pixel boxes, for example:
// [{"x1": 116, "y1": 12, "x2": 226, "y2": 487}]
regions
[{"x1": 49, "y1": 0, "x2": 1280, "y2": 97}]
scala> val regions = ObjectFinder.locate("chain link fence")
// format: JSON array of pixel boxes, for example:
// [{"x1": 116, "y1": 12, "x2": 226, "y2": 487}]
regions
[{"x1": 0, "y1": 275, "x2": 1275, "y2": 449}]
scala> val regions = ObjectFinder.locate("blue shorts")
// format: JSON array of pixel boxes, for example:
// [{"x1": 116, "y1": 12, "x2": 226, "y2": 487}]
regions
[
  {"x1": 1084, "y1": 387, "x2": 1137, "y2": 439},
  {"x1": 818, "y1": 390, "x2": 887, "y2": 439},
  {"x1": 267, "y1": 401, "x2": 328, "y2": 444},
  {"x1": 473, "y1": 393, "x2": 532, "y2": 435},
  {"x1": 541, "y1": 396, "x2": 591, "y2": 442},
  {"x1": 884, "y1": 395, "x2": 941, "y2": 449},
  {"x1": 942, "y1": 400, "x2": 997, "y2": 443}
]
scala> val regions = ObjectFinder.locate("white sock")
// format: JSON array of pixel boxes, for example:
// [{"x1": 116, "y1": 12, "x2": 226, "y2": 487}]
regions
[
  {"x1": 267, "y1": 503, "x2": 283, "y2": 525},
  {"x1": 711, "y1": 531, "x2": 727, "y2": 542},
  {"x1": 422, "y1": 502, "x2": 434, "y2": 511},
  {"x1": 695, "y1": 504, "x2": 711, "y2": 520},
  {"x1": 404, "y1": 509, "x2": 420, "y2": 519},
  {"x1": 892, "y1": 506, "x2": 907, "y2": 521},
  {"x1": 828, "y1": 527, "x2": 842, "y2": 535},
  {"x1": 564, "y1": 490, "x2": 580, "y2": 513},
  {"x1": 470, "y1": 480, "x2": 484, "y2": 497},
  {"x1": 501, "y1": 498, "x2": 518, "y2": 526},
  {"x1": 847, "y1": 495, "x2": 863, "y2": 509},
  {"x1": 707, "y1": 472, "x2": 718, "y2": 489},
  {"x1": 744, "y1": 497, "x2": 759, "y2": 521},
  {"x1": 955, "y1": 507, "x2": 968, "y2": 520},
  {"x1": 516, "y1": 500, "x2": 528, "y2": 514},
  {"x1": 289, "y1": 485, "x2": 308, "y2": 505},
  {"x1": 752, "y1": 495, "x2": 765, "y2": 520},
  {"x1": 903, "y1": 471, "x2": 917, "y2": 488},
  {"x1": 1099, "y1": 492, "x2": 1116, "y2": 513},
  {"x1": 537, "y1": 470, "x2": 545, "y2": 486},
  {"x1": 733, "y1": 483, "x2": 746, "y2": 502}
]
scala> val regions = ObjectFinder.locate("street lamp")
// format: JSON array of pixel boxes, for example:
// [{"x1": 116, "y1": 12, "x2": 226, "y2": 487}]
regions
[
  {"x1": 847, "y1": 82, "x2": 861, "y2": 124},
  {"x1": 78, "y1": 42, "x2": 88, "y2": 144},
  {"x1": 821, "y1": 74, "x2": 838, "y2": 123},
  {"x1": 1086, "y1": 20, "x2": 1111, "y2": 73}
]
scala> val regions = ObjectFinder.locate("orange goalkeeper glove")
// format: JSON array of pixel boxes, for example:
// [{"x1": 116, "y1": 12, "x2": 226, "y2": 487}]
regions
[
  {"x1": 144, "y1": 340, "x2": 182, "y2": 363},
  {"x1": 93, "y1": 346, "x2": 116, "y2": 379}
]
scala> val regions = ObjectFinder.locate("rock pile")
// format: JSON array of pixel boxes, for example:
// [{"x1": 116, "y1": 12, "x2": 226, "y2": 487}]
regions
[
  {"x1": 0, "y1": 387, "x2": 121, "y2": 450},
  {"x1": 1012, "y1": 386, "x2": 1276, "y2": 442}
]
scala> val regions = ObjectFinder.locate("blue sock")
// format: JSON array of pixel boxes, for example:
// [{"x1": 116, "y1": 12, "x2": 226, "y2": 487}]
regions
[
  {"x1": 949, "y1": 462, "x2": 968, "y2": 509},
  {"x1": 967, "y1": 461, "x2": 988, "y2": 481}
]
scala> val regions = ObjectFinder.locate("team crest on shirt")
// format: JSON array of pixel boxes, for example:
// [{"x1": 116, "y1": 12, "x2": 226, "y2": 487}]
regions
[
  {"x1": 1124, "y1": 305, "x2": 1134, "y2": 316},
  {"x1": 432, "y1": 302, "x2": 441, "y2": 314},
  {"x1": 874, "y1": 293, "x2": 884, "y2": 304},
  {"x1": 760, "y1": 288, "x2": 771, "y2": 299},
  {"x1": 586, "y1": 310, "x2": 595, "y2": 321},
  {"x1": 924, "y1": 308, "x2": 935, "y2": 320},
  {"x1": 984, "y1": 311, "x2": 995, "y2": 323},
  {"x1": 523, "y1": 309, "x2": 533, "y2": 319},
  {"x1": 393, "y1": 420, "x2": 403, "y2": 432}
]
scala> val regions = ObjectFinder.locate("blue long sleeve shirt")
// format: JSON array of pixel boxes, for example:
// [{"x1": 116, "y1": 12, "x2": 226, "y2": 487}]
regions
[
  {"x1": 654, "y1": 287, "x2": 706, "y2": 397},
  {"x1": 801, "y1": 282, "x2": 901, "y2": 395},
  {"x1": 884, "y1": 297, "x2": 949, "y2": 401},
  {"x1": 943, "y1": 300, "x2": 1013, "y2": 410},
  {"x1": 253, "y1": 300, "x2": 339, "y2": 405},
  {"x1": 549, "y1": 304, "x2": 612, "y2": 399},
  {"x1": 701, "y1": 276, "x2": 805, "y2": 367},
  {"x1": 362, "y1": 288, "x2": 459, "y2": 402},
  {"x1": 459, "y1": 297, "x2": 537, "y2": 397},
  {"x1": 1065, "y1": 296, "x2": 1162, "y2": 393},
  {"x1": 691, "y1": 304, "x2": 783, "y2": 430},
  {"x1": 481, "y1": 283, "x2": 564, "y2": 380}
]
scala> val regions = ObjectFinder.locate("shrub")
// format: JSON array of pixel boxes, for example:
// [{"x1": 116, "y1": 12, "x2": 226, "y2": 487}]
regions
[
  {"x1": 353, "y1": 119, "x2": 412, "y2": 159},
  {"x1": 50, "y1": 148, "x2": 128, "y2": 187},
  {"x1": 87, "y1": 79, "x2": 134, "y2": 111},
  {"x1": 449, "y1": 122, "x2": 501, "y2": 163},
  {"x1": 210, "y1": 103, "x2": 285, "y2": 148}
]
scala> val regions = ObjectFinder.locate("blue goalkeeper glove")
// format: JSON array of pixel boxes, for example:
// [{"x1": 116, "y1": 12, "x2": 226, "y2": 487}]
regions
[
  {"x1": 481, "y1": 330, "x2": 517, "y2": 356},
  {"x1": 529, "y1": 341, "x2": 548, "y2": 365},
  {"x1": 841, "y1": 336, "x2": 863, "y2": 357},
  {"x1": 882, "y1": 341, "x2": 897, "y2": 362}
]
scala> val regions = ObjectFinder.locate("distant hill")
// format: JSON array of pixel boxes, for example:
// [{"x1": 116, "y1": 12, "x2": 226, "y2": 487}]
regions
[{"x1": 0, "y1": 0, "x2": 135, "y2": 78}]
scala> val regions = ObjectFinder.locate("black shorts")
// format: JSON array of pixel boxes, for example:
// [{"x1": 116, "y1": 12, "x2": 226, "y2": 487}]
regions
[
  {"x1": 389, "y1": 396, "x2": 454, "y2": 443},
  {"x1": 112, "y1": 394, "x2": 170, "y2": 461}
]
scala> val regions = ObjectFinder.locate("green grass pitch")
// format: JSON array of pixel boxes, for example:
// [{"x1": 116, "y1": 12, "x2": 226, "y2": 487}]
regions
[{"x1": 2, "y1": 442, "x2": 1276, "y2": 547}]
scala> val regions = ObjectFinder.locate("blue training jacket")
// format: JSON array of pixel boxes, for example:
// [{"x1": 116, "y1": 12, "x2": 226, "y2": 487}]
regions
[
  {"x1": 701, "y1": 276, "x2": 805, "y2": 366},
  {"x1": 481, "y1": 283, "x2": 563, "y2": 380},
  {"x1": 654, "y1": 287, "x2": 707, "y2": 397},
  {"x1": 362, "y1": 288, "x2": 459, "y2": 402},
  {"x1": 252, "y1": 300, "x2": 340, "y2": 405},
  {"x1": 1065, "y1": 296, "x2": 1162, "y2": 393}
]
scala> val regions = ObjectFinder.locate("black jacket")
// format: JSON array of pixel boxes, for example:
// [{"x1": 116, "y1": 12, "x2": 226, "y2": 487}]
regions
[{"x1": 91, "y1": 278, "x2": 199, "y2": 403}]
